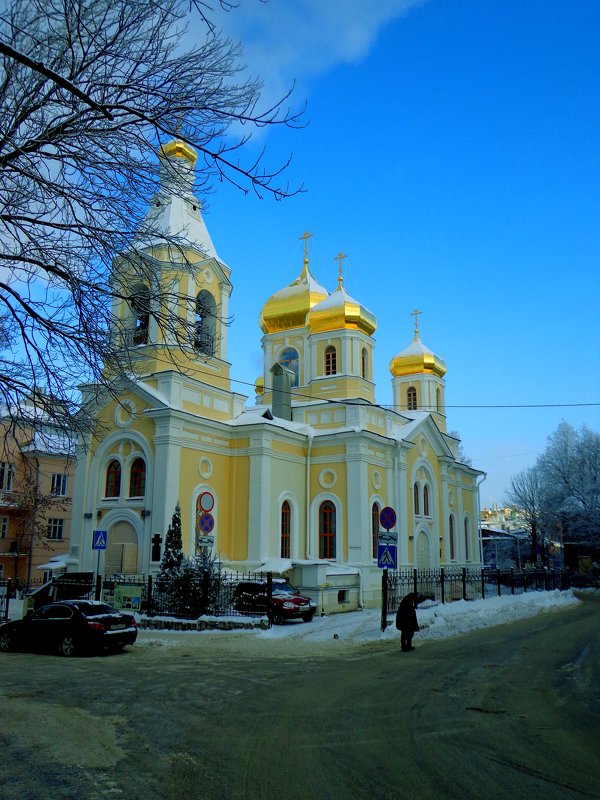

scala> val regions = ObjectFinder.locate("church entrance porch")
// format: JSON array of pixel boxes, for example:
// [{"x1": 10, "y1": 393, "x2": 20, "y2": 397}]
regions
[{"x1": 105, "y1": 521, "x2": 139, "y2": 575}]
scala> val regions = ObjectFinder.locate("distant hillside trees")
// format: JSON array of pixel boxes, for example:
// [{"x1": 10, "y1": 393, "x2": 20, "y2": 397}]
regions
[{"x1": 505, "y1": 422, "x2": 600, "y2": 564}]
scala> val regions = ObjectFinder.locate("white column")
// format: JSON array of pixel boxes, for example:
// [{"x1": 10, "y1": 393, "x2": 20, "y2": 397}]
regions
[{"x1": 346, "y1": 442, "x2": 368, "y2": 564}]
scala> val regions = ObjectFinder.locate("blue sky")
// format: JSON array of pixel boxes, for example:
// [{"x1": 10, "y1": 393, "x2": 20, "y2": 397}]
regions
[{"x1": 194, "y1": 0, "x2": 600, "y2": 507}]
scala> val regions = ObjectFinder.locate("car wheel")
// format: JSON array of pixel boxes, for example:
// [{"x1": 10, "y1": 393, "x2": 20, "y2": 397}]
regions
[
  {"x1": 272, "y1": 612, "x2": 285, "y2": 625},
  {"x1": 0, "y1": 631, "x2": 13, "y2": 652},
  {"x1": 58, "y1": 635, "x2": 78, "y2": 657},
  {"x1": 301, "y1": 613, "x2": 313, "y2": 623}
]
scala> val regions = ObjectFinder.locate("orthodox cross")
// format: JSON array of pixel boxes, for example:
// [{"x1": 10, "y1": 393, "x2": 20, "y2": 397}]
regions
[
  {"x1": 151, "y1": 533, "x2": 163, "y2": 562},
  {"x1": 334, "y1": 251, "x2": 347, "y2": 287},
  {"x1": 299, "y1": 231, "x2": 313, "y2": 266},
  {"x1": 411, "y1": 308, "x2": 422, "y2": 338}
]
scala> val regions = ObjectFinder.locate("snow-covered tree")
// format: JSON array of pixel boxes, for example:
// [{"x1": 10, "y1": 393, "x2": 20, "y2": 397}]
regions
[{"x1": 158, "y1": 503, "x2": 183, "y2": 581}]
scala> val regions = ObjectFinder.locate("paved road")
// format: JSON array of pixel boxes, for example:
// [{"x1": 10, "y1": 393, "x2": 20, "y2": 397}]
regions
[{"x1": 0, "y1": 593, "x2": 599, "y2": 800}]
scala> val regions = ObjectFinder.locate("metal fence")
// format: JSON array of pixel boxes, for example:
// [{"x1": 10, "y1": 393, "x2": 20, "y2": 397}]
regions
[
  {"x1": 381, "y1": 567, "x2": 572, "y2": 631},
  {"x1": 101, "y1": 570, "x2": 273, "y2": 619}
]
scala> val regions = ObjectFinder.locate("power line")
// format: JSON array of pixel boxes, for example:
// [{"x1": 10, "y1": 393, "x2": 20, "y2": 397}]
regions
[{"x1": 140, "y1": 353, "x2": 600, "y2": 413}]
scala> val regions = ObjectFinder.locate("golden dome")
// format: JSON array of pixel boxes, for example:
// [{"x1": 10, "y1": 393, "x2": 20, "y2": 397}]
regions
[
  {"x1": 159, "y1": 138, "x2": 198, "y2": 166},
  {"x1": 389, "y1": 333, "x2": 446, "y2": 378},
  {"x1": 307, "y1": 274, "x2": 377, "y2": 336},
  {"x1": 259, "y1": 261, "x2": 329, "y2": 334},
  {"x1": 255, "y1": 376, "x2": 264, "y2": 395}
]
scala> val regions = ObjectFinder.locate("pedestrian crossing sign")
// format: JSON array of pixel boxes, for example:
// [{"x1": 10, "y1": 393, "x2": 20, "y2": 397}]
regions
[
  {"x1": 92, "y1": 530, "x2": 108, "y2": 550},
  {"x1": 377, "y1": 544, "x2": 397, "y2": 569}
]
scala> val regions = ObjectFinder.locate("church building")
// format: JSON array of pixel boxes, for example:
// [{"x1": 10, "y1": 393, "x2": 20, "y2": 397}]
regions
[{"x1": 68, "y1": 139, "x2": 484, "y2": 611}]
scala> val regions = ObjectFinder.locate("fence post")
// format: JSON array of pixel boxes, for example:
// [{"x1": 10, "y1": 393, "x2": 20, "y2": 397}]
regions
[
  {"x1": 94, "y1": 574, "x2": 102, "y2": 602},
  {"x1": 267, "y1": 572, "x2": 273, "y2": 629},
  {"x1": 440, "y1": 568, "x2": 445, "y2": 605},
  {"x1": 201, "y1": 570, "x2": 210, "y2": 615},
  {"x1": 510, "y1": 568, "x2": 515, "y2": 595},
  {"x1": 145, "y1": 574, "x2": 153, "y2": 616},
  {"x1": 413, "y1": 568, "x2": 418, "y2": 598},
  {"x1": 496, "y1": 569, "x2": 501, "y2": 597},
  {"x1": 462, "y1": 567, "x2": 467, "y2": 601},
  {"x1": 381, "y1": 569, "x2": 388, "y2": 632},
  {"x1": 481, "y1": 569, "x2": 485, "y2": 600},
  {"x1": 3, "y1": 579, "x2": 11, "y2": 622}
]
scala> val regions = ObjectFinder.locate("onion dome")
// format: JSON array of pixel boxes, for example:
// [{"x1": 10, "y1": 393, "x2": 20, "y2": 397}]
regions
[
  {"x1": 389, "y1": 314, "x2": 446, "y2": 378},
  {"x1": 255, "y1": 376, "x2": 264, "y2": 396},
  {"x1": 159, "y1": 138, "x2": 198, "y2": 166},
  {"x1": 307, "y1": 271, "x2": 376, "y2": 336},
  {"x1": 259, "y1": 260, "x2": 329, "y2": 334}
]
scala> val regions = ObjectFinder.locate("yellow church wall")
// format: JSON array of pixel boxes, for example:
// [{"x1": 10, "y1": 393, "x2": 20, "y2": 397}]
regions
[
  {"x1": 367, "y1": 464, "x2": 389, "y2": 498},
  {"x1": 227, "y1": 454, "x2": 250, "y2": 561},
  {"x1": 271, "y1": 440, "x2": 305, "y2": 458},
  {"x1": 312, "y1": 444, "x2": 346, "y2": 458}
]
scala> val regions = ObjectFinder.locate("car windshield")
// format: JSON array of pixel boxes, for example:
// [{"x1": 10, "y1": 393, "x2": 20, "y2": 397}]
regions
[
  {"x1": 272, "y1": 582, "x2": 298, "y2": 596},
  {"x1": 72, "y1": 602, "x2": 116, "y2": 617}
]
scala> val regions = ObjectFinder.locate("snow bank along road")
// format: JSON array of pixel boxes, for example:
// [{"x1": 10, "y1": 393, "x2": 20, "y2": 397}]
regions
[{"x1": 0, "y1": 592, "x2": 598, "y2": 800}]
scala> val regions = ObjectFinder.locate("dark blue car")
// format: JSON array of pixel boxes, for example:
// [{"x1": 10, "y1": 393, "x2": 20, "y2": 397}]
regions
[{"x1": 0, "y1": 600, "x2": 137, "y2": 656}]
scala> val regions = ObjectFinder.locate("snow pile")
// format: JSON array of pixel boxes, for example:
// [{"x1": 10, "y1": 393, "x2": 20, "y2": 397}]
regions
[{"x1": 256, "y1": 589, "x2": 581, "y2": 645}]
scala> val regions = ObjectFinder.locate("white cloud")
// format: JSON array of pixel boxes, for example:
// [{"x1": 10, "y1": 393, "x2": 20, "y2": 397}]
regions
[{"x1": 209, "y1": 0, "x2": 426, "y2": 107}]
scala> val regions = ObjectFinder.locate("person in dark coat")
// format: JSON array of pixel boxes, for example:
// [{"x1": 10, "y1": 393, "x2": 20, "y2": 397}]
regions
[{"x1": 395, "y1": 593, "x2": 420, "y2": 651}]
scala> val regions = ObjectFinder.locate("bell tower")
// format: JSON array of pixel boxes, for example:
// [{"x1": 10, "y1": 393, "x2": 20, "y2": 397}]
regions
[
  {"x1": 107, "y1": 138, "x2": 233, "y2": 393},
  {"x1": 389, "y1": 311, "x2": 446, "y2": 431}
]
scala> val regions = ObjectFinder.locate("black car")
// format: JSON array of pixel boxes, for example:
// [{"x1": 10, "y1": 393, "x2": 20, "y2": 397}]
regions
[
  {"x1": 233, "y1": 580, "x2": 316, "y2": 624},
  {"x1": 0, "y1": 600, "x2": 138, "y2": 656}
]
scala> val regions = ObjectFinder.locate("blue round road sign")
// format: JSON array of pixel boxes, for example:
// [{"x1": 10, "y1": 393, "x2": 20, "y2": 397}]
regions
[
  {"x1": 379, "y1": 506, "x2": 397, "y2": 531},
  {"x1": 198, "y1": 513, "x2": 214, "y2": 533}
]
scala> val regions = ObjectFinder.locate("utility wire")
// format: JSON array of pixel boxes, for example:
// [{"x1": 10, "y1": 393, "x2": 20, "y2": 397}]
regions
[{"x1": 135, "y1": 352, "x2": 600, "y2": 413}]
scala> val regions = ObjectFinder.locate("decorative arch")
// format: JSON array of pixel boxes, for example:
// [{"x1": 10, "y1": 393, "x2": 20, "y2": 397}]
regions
[
  {"x1": 449, "y1": 513, "x2": 456, "y2": 561},
  {"x1": 310, "y1": 493, "x2": 341, "y2": 561},
  {"x1": 423, "y1": 484, "x2": 430, "y2": 517},
  {"x1": 195, "y1": 289, "x2": 217, "y2": 356},
  {"x1": 275, "y1": 491, "x2": 299, "y2": 561},
  {"x1": 130, "y1": 283, "x2": 150, "y2": 346},
  {"x1": 361, "y1": 347, "x2": 368, "y2": 380},
  {"x1": 100, "y1": 508, "x2": 144, "y2": 576},
  {"x1": 410, "y1": 460, "x2": 438, "y2": 526},
  {"x1": 278, "y1": 347, "x2": 300, "y2": 387},
  {"x1": 95, "y1": 430, "x2": 153, "y2": 505},
  {"x1": 129, "y1": 457, "x2": 146, "y2": 498},
  {"x1": 105, "y1": 459, "x2": 122, "y2": 498},
  {"x1": 280, "y1": 500, "x2": 291, "y2": 558},
  {"x1": 415, "y1": 528, "x2": 432, "y2": 569}
]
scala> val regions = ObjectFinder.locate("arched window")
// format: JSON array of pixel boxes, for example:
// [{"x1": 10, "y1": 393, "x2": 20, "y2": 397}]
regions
[
  {"x1": 195, "y1": 290, "x2": 217, "y2": 356},
  {"x1": 436, "y1": 387, "x2": 441, "y2": 413},
  {"x1": 131, "y1": 285, "x2": 150, "y2": 346},
  {"x1": 324, "y1": 345, "x2": 337, "y2": 376},
  {"x1": 423, "y1": 485, "x2": 430, "y2": 517},
  {"x1": 278, "y1": 348, "x2": 299, "y2": 387},
  {"x1": 281, "y1": 500, "x2": 291, "y2": 558},
  {"x1": 105, "y1": 460, "x2": 121, "y2": 498},
  {"x1": 464, "y1": 516, "x2": 471, "y2": 561},
  {"x1": 129, "y1": 458, "x2": 146, "y2": 498},
  {"x1": 361, "y1": 348, "x2": 368, "y2": 380},
  {"x1": 449, "y1": 515, "x2": 455, "y2": 560},
  {"x1": 319, "y1": 501, "x2": 336, "y2": 559},
  {"x1": 413, "y1": 483, "x2": 420, "y2": 516},
  {"x1": 407, "y1": 386, "x2": 417, "y2": 411},
  {"x1": 372, "y1": 502, "x2": 380, "y2": 559}
]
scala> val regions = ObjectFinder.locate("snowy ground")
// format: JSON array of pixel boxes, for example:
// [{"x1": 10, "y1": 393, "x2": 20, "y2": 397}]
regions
[{"x1": 137, "y1": 589, "x2": 585, "y2": 649}]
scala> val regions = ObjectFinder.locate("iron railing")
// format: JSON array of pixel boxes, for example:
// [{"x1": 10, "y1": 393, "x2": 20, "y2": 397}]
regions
[{"x1": 381, "y1": 567, "x2": 572, "y2": 631}]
